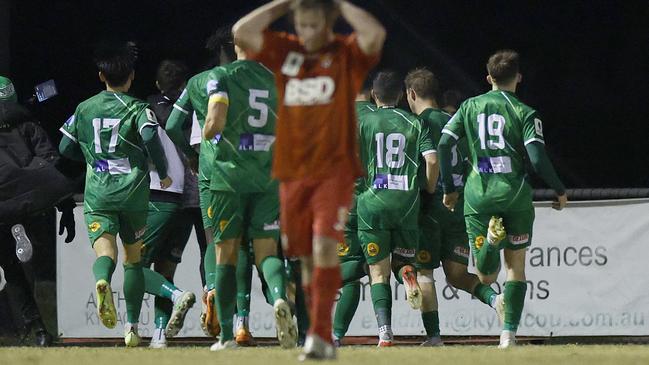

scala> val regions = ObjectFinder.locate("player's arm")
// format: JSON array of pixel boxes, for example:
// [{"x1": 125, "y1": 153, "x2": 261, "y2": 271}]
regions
[
  {"x1": 203, "y1": 96, "x2": 228, "y2": 140},
  {"x1": 338, "y1": 0, "x2": 386, "y2": 55},
  {"x1": 139, "y1": 109, "x2": 172, "y2": 189},
  {"x1": 58, "y1": 114, "x2": 84, "y2": 162},
  {"x1": 166, "y1": 89, "x2": 199, "y2": 161},
  {"x1": 439, "y1": 112, "x2": 466, "y2": 210},
  {"x1": 423, "y1": 152, "x2": 439, "y2": 194},
  {"x1": 232, "y1": 0, "x2": 292, "y2": 54}
]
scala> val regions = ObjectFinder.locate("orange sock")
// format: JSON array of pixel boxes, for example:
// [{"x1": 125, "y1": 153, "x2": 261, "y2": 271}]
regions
[{"x1": 308, "y1": 266, "x2": 341, "y2": 343}]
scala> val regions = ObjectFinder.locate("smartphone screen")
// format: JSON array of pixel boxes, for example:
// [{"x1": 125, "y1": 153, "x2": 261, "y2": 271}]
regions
[{"x1": 34, "y1": 80, "x2": 58, "y2": 102}]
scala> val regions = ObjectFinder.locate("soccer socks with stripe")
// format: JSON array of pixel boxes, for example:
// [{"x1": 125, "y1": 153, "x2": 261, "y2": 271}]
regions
[
  {"x1": 92, "y1": 256, "x2": 115, "y2": 283},
  {"x1": 475, "y1": 243, "x2": 501, "y2": 275},
  {"x1": 123, "y1": 263, "x2": 145, "y2": 324},
  {"x1": 309, "y1": 266, "x2": 341, "y2": 343},
  {"x1": 214, "y1": 264, "x2": 237, "y2": 342},
  {"x1": 143, "y1": 268, "x2": 180, "y2": 299},
  {"x1": 340, "y1": 260, "x2": 366, "y2": 285},
  {"x1": 473, "y1": 283, "x2": 498, "y2": 307},
  {"x1": 370, "y1": 283, "x2": 392, "y2": 331},
  {"x1": 333, "y1": 280, "x2": 361, "y2": 340},
  {"x1": 154, "y1": 296, "x2": 172, "y2": 329},
  {"x1": 204, "y1": 242, "x2": 216, "y2": 291},
  {"x1": 259, "y1": 256, "x2": 287, "y2": 303},
  {"x1": 504, "y1": 281, "x2": 527, "y2": 332},
  {"x1": 421, "y1": 311, "x2": 440, "y2": 338},
  {"x1": 236, "y1": 243, "x2": 253, "y2": 318}
]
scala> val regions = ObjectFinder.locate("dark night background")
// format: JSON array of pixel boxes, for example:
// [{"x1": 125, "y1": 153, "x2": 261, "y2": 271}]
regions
[{"x1": 4, "y1": 0, "x2": 649, "y2": 188}]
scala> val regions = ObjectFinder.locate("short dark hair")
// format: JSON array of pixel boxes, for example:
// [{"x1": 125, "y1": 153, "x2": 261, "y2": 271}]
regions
[
  {"x1": 94, "y1": 41, "x2": 138, "y2": 87},
  {"x1": 404, "y1": 68, "x2": 439, "y2": 101},
  {"x1": 442, "y1": 89, "x2": 465, "y2": 109},
  {"x1": 486, "y1": 49, "x2": 520, "y2": 84},
  {"x1": 156, "y1": 60, "x2": 188, "y2": 95},
  {"x1": 206, "y1": 25, "x2": 236, "y2": 65},
  {"x1": 372, "y1": 71, "x2": 403, "y2": 105}
]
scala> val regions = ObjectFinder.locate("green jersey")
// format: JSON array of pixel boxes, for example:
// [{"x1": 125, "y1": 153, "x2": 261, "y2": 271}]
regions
[
  {"x1": 60, "y1": 91, "x2": 158, "y2": 211},
  {"x1": 172, "y1": 70, "x2": 217, "y2": 183},
  {"x1": 207, "y1": 60, "x2": 278, "y2": 193},
  {"x1": 357, "y1": 106, "x2": 435, "y2": 229},
  {"x1": 419, "y1": 108, "x2": 468, "y2": 196},
  {"x1": 442, "y1": 90, "x2": 544, "y2": 213}
]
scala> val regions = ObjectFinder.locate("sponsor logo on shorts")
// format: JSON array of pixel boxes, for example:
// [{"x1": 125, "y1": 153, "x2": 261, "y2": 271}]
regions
[
  {"x1": 134, "y1": 227, "x2": 147, "y2": 240},
  {"x1": 219, "y1": 220, "x2": 229, "y2": 232},
  {"x1": 367, "y1": 242, "x2": 380, "y2": 257},
  {"x1": 508, "y1": 233, "x2": 530, "y2": 245},
  {"x1": 263, "y1": 221, "x2": 280, "y2": 231},
  {"x1": 207, "y1": 206, "x2": 214, "y2": 219},
  {"x1": 454, "y1": 246, "x2": 470, "y2": 259},
  {"x1": 474, "y1": 235, "x2": 485, "y2": 249},
  {"x1": 88, "y1": 222, "x2": 101, "y2": 233},
  {"x1": 337, "y1": 242, "x2": 350, "y2": 257},
  {"x1": 393, "y1": 247, "x2": 416, "y2": 258},
  {"x1": 417, "y1": 250, "x2": 431, "y2": 263}
]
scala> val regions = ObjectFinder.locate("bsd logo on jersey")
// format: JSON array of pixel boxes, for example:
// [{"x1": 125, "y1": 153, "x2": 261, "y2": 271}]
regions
[{"x1": 284, "y1": 77, "x2": 335, "y2": 106}]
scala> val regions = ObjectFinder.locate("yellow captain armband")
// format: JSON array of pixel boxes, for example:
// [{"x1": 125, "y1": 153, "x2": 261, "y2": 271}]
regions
[{"x1": 208, "y1": 92, "x2": 229, "y2": 105}]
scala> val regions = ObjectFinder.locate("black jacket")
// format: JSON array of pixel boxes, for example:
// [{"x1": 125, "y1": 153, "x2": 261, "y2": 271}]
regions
[{"x1": 0, "y1": 101, "x2": 75, "y2": 224}]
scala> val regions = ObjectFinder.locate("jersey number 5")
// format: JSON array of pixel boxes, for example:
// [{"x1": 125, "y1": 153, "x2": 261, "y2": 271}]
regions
[
  {"x1": 375, "y1": 132, "x2": 406, "y2": 169},
  {"x1": 92, "y1": 118, "x2": 121, "y2": 153},
  {"x1": 248, "y1": 89, "x2": 270, "y2": 128},
  {"x1": 477, "y1": 113, "x2": 505, "y2": 150}
]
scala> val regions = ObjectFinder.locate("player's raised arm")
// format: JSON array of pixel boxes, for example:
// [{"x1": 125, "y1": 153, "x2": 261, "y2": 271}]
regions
[
  {"x1": 232, "y1": 0, "x2": 293, "y2": 54},
  {"x1": 338, "y1": 0, "x2": 386, "y2": 55}
]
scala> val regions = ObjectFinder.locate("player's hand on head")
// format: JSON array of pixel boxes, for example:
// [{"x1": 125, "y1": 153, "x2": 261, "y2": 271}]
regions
[
  {"x1": 552, "y1": 193, "x2": 568, "y2": 211},
  {"x1": 160, "y1": 176, "x2": 173, "y2": 190},
  {"x1": 443, "y1": 192, "x2": 459, "y2": 212}
]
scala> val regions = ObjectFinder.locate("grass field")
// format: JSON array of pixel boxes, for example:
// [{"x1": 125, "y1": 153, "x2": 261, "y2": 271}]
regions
[{"x1": 1, "y1": 345, "x2": 648, "y2": 365}]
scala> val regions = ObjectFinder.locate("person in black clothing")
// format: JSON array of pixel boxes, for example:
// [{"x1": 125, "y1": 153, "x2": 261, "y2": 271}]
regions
[{"x1": 0, "y1": 76, "x2": 76, "y2": 346}]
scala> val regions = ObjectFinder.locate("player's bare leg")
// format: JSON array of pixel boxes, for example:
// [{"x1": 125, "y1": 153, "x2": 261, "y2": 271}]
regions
[
  {"x1": 92, "y1": 234, "x2": 118, "y2": 329},
  {"x1": 443, "y1": 260, "x2": 499, "y2": 311},
  {"x1": 369, "y1": 257, "x2": 394, "y2": 347},
  {"x1": 498, "y1": 248, "x2": 527, "y2": 349},
  {"x1": 300, "y1": 236, "x2": 339, "y2": 360},
  {"x1": 210, "y1": 238, "x2": 240, "y2": 351},
  {"x1": 253, "y1": 238, "x2": 298, "y2": 349},
  {"x1": 123, "y1": 240, "x2": 145, "y2": 347},
  {"x1": 417, "y1": 269, "x2": 442, "y2": 346}
]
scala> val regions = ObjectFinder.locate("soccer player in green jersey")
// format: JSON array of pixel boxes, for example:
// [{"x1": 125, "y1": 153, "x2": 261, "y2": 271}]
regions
[
  {"x1": 438, "y1": 50, "x2": 567, "y2": 348},
  {"x1": 356, "y1": 71, "x2": 438, "y2": 346},
  {"x1": 58, "y1": 42, "x2": 172, "y2": 347},
  {"x1": 201, "y1": 38, "x2": 298, "y2": 351},
  {"x1": 332, "y1": 85, "x2": 375, "y2": 346},
  {"x1": 405, "y1": 68, "x2": 499, "y2": 346}
]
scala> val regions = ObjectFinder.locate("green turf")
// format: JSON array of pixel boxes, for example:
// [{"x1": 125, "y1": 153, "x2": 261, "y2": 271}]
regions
[{"x1": 0, "y1": 345, "x2": 647, "y2": 365}]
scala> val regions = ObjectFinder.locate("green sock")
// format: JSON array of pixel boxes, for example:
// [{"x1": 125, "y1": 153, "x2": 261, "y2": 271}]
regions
[
  {"x1": 473, "y1": 283, "x2": 498, "y2": 306},
  {"x1": 236, "y1": 243, "x2": 253, "y2": 316},
  {"x1": 154, "y1": 296, "x2": 172, "y2": 328},
  {"x1": 204, "y1": 242, "x2": 216, "y2": 290},
  {"x1": 333, "y1": 281, "x2": 360, "y2": 339},
  {"x1": 340, "y1": 260, "x2": 366, "y2": 285},
  {"x1": 475, "y1": 242, "x2": 501, "y2": 275},
  {"x1": 370, "y1": 283, "x2": 392, "y2": 328},
  {"x1": 143, "y1": 268, "x2": 178, "y2": 299},
  {"x1": 421, "y1": 311, "x2": 440, "y2": 337},
  {"x1": 214, "y1": 264, "x2": 237, "y2": 342},
  {"x1": 504, "y1": 281, "x2": 527, "y2": 332},
  {"x1": 259, "y1": 256, "x2": 287, "y2": 303},
  {"x1": 92, "y1": 256, "x2": 115, "y2": 283},
  {"x1": 123, "y1": 263, "x2": 145, "y2": 324}
]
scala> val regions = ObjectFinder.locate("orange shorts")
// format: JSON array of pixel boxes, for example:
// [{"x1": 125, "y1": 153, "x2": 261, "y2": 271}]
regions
[{"x1": 280, "y1": 174, "x2": 355, "y2": 257}]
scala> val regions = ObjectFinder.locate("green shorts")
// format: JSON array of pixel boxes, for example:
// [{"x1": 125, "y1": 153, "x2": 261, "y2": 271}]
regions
[
  {"x1": 358, "y1": 229, "x2": 418, "y2": 265},
  {"x1": 141, "y1": 201, "x2": 190, "y2": 266},
  {"x1": 84, "y1": 210, "x2": 147, "y2": 245},
  {"x1": 418, "y1": 197, "x2": 470, "y2": 270},
  {"x1": 465, "y1": 208, "x2": 535, "y2": 255},
  {"x1": 199, "y1": 179, "x2": 214, "y2": 229},
  {"x1": 338, "y1": 219, "x2": 364, "y2": 263},
  {"x1": 210, "y1": 190, "x2": 280, "y2": 244}
]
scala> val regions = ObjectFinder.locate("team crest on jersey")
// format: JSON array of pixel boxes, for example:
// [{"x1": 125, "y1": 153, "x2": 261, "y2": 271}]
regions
[
  {"x1": 367, "y1": 242, "x2": 380, "y2": 257},
  {"x1": 320, "y1": 54, "x2": 333, "y2": 69},
  {"x1": 219, "y1": 219, "x2": 229, "y2": 232},
  {"x1": 337, "y1": 242, "x2": 350, "y2": 257},
  {"x1": 88, "y1": 222, "x2": 101, "y2": 233},
  {"x1": 417, "y1": 250, "x2": 431, "y2": 263},
  {"x1": 475, "y1": 235, "x2": 485, "y2": 249},
  {"x1": 281, "y1": 52, "x2": 304, "y2": 77},
  {"x1": 207, "y1": 206, "x2": 214, "y2": 219}
]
